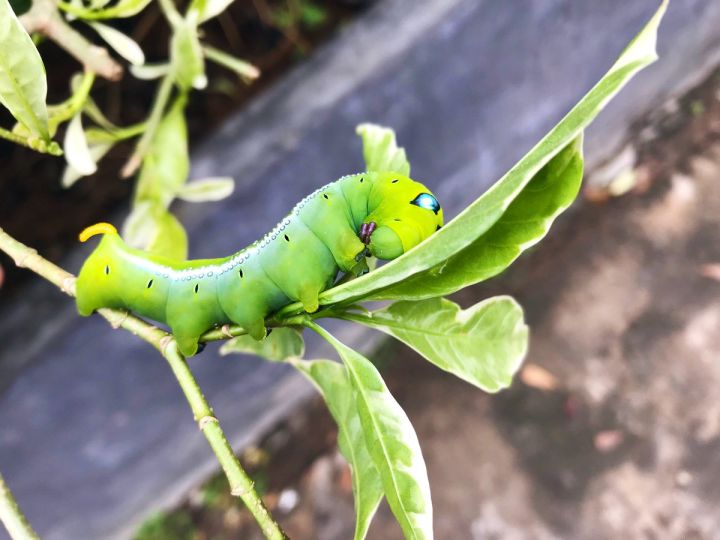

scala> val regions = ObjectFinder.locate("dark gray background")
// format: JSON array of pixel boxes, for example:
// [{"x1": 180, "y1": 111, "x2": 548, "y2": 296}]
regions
[{"x1": 1, "y1": 0, "x2": 719, "y2": 538}]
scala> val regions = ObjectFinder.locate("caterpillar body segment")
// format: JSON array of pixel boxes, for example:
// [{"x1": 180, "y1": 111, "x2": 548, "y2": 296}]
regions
[{"x1": 76, "y1": 172, "x2": 444, "y2": 356}]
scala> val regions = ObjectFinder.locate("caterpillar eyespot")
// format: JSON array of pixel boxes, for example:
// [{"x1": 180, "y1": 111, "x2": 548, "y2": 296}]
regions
[{"x1": 75, "y1": 172, "x2": 443, "y2": 356}]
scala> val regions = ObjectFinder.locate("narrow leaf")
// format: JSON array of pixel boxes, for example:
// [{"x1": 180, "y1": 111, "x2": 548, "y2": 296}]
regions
[
  {"x1": 0, "y1": 0, "x2": 50, "y2": 138},
  {"x1": 62, "y1": 142, "x2": 112, "y2": 187},
  {"x1": 171, "y1": 18, "x2": 205, "y2": 91},
  {"x1": 63, "y1": 113, "x2": 97, "y2": 175},
  {"x1": 177, "y1": 177, "x2": 234, "y2": 202},
  {"x1": 357, "y1": 123, "x2": 410, "y2": 176},
  {"x1": 147, "y1": 209, "x2": 188, "y2": 260},
  {"x1": 220, "y1": 328, "x2": 304, "y2": 361},
  {"x1": 88, "y1": 22, "x2": 145, "y2": 66},
  {"x1": 123, "y1": 203, "x2": 188, "y2": 259},
  {"x1": 202, "y1": 45, "x2": 260, "y2": 81},
  {"x1": 295, "y1": 359, "x2": 383, "y2": 540},
  {"x1": 198, "y1": 0, "x2": 234, "y2": 23},
  {"x1": 319, "y1": 2, "x2": 668, "y2": 307},
  {"x1": 344, "y1": 297, "x2": 528, "y2": 392},
  {"x1": 310, "y1": 323, "x2": 433, "y2": 539},
  {"x1": 130, "y1": 63, "x2": 171, "y2": 80},
  {"x1": 134, "y1": 96, "x2": 189, "y2": 209},
  {"x1": 380, "y1": 136, "x2": 583, "y2": 300}
]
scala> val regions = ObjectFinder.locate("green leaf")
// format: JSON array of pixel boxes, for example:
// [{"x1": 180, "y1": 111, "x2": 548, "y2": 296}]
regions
[
  {"x1": 171, "y1": 16, "x2": 206, "y2": 91},
  {"x1": 57, "y1": 0, "x2": 152, "y2": 19},
  {"x1": 148, "y1": 210, "x2": 188, "y2": 260},
  {"x1": 177, "y1": 177, "x2": 234, "y2": 203},
  {"x1": 220, "y1": 327, "x2": 304, "y2": 361},
  {"x1": 300, "y1": 3, "x2": 327, "y2": 29},
  {"x1": 130, "y1": 63, "x2": 171, "y2": 81},
  {"x1": 63, "y1": 112, "x2": 97, "y2": 176},
  {"x1": 343, "y1": 297, "x2": 528, "y2": 393},
  {"x1": 88, "y1": 22, "x2": 145, "y2": 66},
  {"x1": 135, "y1": 96, "x2": 189, "y2": 208},
  {"x1": 0, "y1": 0, "x2": 50, "y2": 139},
  {"x1": 318, "y1": 2, "x2": 667, "y2": 308},
  {"x1": 202, "y1": 45, "x2": 260, "y2": 82},
  {"x1": 197, "y1": 0, "x2": 234, "y2": 23},
  {"x1": 123, "y1": 202, "x2": 188, "y2": 259},
  {"x1": 294, "y1": 359, "x2": 383, "y2": 540},
  {"x1": 310, "y1": 322, "x2": 433, "y2": 540},
  {"x1": 380, "y1": 137, "x2": 583, "y2": 300},
  {"x1": 357, "y1": 123, "x2": 410, "y2": 176}
]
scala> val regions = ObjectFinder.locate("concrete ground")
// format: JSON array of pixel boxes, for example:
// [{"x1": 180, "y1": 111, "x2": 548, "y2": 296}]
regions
[{"x1": 141, "y1": 75, "x2": 720, "y2": 540}]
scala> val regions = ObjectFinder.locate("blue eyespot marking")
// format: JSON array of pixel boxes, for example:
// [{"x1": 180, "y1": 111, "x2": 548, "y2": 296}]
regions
[{"x1": 410, "y1": 192, "x2": 440, "y2": 214}]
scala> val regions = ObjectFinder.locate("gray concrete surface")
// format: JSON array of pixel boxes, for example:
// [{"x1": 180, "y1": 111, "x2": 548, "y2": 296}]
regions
[{"x1": 1, "y1": 0, "x2": 719, "y2": 538}]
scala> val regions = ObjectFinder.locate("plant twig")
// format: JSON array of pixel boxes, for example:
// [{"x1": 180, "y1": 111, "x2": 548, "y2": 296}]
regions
[
  {"x1": 0, "y1": 228, "x2": 288, "y2": 540},
  {"x1": 20, "y1": 0, "x2": 122, "y2": 81},
  {"x1": 0, "y1": 472, "x2": 39, "y2": 540}
]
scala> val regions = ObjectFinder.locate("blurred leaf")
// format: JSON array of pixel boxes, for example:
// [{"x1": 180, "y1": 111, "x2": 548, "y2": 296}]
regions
[
  {"x1": 220, "y1": 328, "x2": 304, "y2": 361},
  {"x1": 318, "y1": 2, "x2": 667, "y2": 307},
  {"x1": 197, "y1": 0, "x2": 234, "y2": 23},
  {"x1": 62, "y1": 141, "x2": 112, "y2": 187},
  {"x1": 343, "y1": 297, "x2": 528, "y2": 392},
  {"x1": 147, "y1": 210, "x2": 188, "y2": 260},
  {"x1": 171, "y1": 17, "x2": 205, "y2": 91},
  {"x1": 295, "y1": 359, "x2": 383, "y2": 540},
  {"x1": 177, "y1": 177, "x2": 234, "y2": 203},
  {"x1": 88, "y1": 22, "x2": 145, "y2": 66},
  {"x1": 0, "y1": 0, "x2": 50, "y2": 139},
  {"x1": 356, "y1": 123, "x2": 410, "y2": 176},
  {"x1": 202, "y1": 45, "x2": 260, "y2": 82},
  {"x1": 300, "y1": 3, "x2": 327, "y2": 29},
  {"x1": 58, "y1": 0, "x2": 152, "y2": 19},
  {"x1": 63, "y1": 113, "x2": 97, "y2": 175},
  {"x1": 312, "y1": 324, "x2": 432, "y2": 540},
  {"x1": 380, "y1": 137, "x2": 583, "y2": 300},
  {"x1": 130, "y1": 63, "x2": 171, "y2": 80},
  {"x1": 123, "y1": 202, "x2": 188, "y2": 259},
  {"x1": 135, "y1": 96, "x2": 189, "y2": 208}
]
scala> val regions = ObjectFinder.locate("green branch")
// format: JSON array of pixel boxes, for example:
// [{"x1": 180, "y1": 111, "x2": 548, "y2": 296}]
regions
[
  {"x1": 0, "y1": 472, "x2": 39, "y2": 540},
  {"x1": 0, "y1": 228, "x2": 287, "y2": 540}
]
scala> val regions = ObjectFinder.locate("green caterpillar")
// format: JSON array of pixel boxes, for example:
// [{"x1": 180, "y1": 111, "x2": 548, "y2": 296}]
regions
[{"x1": 76, "y1": 172, "x2": 443, "y2": 356}]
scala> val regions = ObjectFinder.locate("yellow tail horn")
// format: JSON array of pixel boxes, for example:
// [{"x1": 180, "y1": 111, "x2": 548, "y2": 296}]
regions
[{"x1": 79, "y1": 222, "x2": 118, "y2": 242}]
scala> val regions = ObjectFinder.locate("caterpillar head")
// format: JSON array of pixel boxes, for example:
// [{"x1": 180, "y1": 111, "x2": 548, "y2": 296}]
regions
[{"x1": 363, "y1": 173, "x2": 444, "y2": 260}]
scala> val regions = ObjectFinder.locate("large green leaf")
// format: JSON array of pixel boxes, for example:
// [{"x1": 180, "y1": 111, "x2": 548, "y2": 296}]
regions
[
  {"x1": 357, "y1": 123, "x2": 410, "y2": 176},
  {"x1": 377, "y1": 136, "x2": 582, "y2": 300},
  {"x1": 220, "y1": 327, "x2": 304, "y2": 361},
  {"x1": 0, "y1": 0, "x2": 50, "y2": 139},
  {"x1": 294, "y1": 359, "x2": 383, "y2": 540},
  {"x1": 315, "y1": 1, "x2": 667, "y2": 308},
  {"x1": 342, "y1": 297, "x2": 528, "y2": 393},
  {"x1": 309, "y1": 322, "x2": 432, "y2": 540}
]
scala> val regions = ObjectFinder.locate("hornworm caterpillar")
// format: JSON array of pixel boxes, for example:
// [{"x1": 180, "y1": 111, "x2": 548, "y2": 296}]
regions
[{"x1": 76, "y1": 172, "x2": 443, "y2": 356}]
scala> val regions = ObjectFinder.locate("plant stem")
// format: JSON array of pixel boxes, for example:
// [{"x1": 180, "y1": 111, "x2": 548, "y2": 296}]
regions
[
  {"x1": 20, "y1": 0, "x2": 122, "y2": 80},
  {"x1": 0, "y1": 472, "x2": 39, "y2": 540},
  {"x1": 0, "y1": 228, "x2": 288, "y2": 540}
]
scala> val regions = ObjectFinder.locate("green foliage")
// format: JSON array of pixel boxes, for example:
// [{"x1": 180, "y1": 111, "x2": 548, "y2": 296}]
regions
[
  {"x1": 343, "y1": 296, "x2": 528, "y2": 392},
  {"x1": 295, "y1": 359, "x2": 383, "y2": 540},
  {"x1": 357, "y1": 123, "x2": 410, "y2": 176},
  {"x1": 306, "y1": 323, "x2": 432, "y2": 540},
  {"x1": 134, "y1": 510, "x2": 197, "y2": 540},
  {"x1": 221, "y1": 327, "x2": 304, "y2": 361},
  {"x1": 0, "y1": 0, "x2": 53, "y2": 146}
]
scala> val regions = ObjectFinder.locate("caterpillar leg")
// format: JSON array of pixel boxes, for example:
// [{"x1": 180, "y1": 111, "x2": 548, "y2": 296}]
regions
[
  {"x1": 175, "y1": 332, "x2": 201, "y2": 357},
  {"x1": 246, "y1": 318, "x2": 267, "y2": 341}
]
